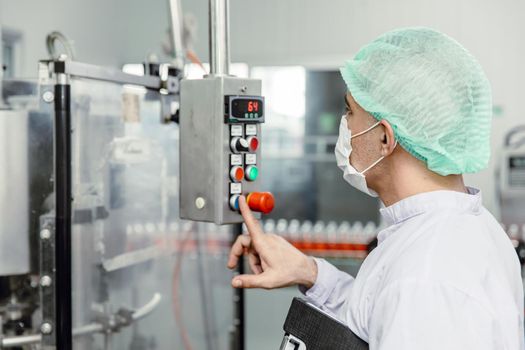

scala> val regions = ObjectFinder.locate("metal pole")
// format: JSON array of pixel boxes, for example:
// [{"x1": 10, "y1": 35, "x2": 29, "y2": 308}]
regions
[
  {"x1": 232, "y1": 223, "x2": 245, "y2": 350},
  {"x1": 168, "y1": 0, "x2": 185, "y2": 69},
  {"x1": 54, "y1": 72, "x2": 72, "y2": 349},
  {"x1": 209, "y1": 0, "x2": 230, "y2": 76},
  {"x1": 0, "y1": 24, "x2": 4, "y2": 108}
]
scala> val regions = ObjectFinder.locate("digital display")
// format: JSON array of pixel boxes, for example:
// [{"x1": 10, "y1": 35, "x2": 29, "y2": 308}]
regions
[
  {"x1": 225, "y1": 96, "x2": 265, "y2": 123},
  {"x1": 510, "y1": 156, "x2": 525, "y2": 169}
]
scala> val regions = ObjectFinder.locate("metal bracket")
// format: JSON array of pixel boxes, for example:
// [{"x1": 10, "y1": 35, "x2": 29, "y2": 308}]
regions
[
  {"x1": 280, "y1": 334, "x2": 307, "y2": 350},
  {"x1": 49, "y1": 60, "x2": 180, "y2": 94},
  {"x1": 39, "y1": 215, "x2": 56, "y2": 348}
]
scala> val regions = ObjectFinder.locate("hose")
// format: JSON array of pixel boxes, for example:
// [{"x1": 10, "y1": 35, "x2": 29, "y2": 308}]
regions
[
  {"x1": 0, "y1": 293, "x2": 162, "y2": 348},
  {"x1": 46, "y1": 31, "x2": 76, "y2": 60}
]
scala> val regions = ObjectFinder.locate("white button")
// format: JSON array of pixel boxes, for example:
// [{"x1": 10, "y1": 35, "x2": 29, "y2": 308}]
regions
[
  {"x1": 231, "y1": 125, "x2": 243, "y2": 137},
  {"x1": 245, "y1": 124, "x2": 257, "y2": 136},
  {"x1": 230, "y1": 183, "x2": 242, "y2": 194},
  {"x1": 230, "y1": 137, "x2": 249, "y2": 153},
  {"x1": 245, "y1": 154, "x2": 257, "y2": 165},
  {"x1": 230, "y1": 154, "x2": 243, "y2": 166},
  {"x1": 195, "y1": 197, "x2": 206, "y2": 209}
]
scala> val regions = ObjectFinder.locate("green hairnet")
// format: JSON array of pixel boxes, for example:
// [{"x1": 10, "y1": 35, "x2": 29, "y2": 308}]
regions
[{"x1": 340, "y1": 27, "x2": 493, "y2": 175}]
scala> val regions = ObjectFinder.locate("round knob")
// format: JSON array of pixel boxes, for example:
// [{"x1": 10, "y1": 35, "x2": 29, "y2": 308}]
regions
[
  {"x1": 229, "y1": 195, "x2": 240, "y2": 211},
  {"x1": 246, "y1": 136, "x2": 259, "y2": 152},
  {"x1": 245, "y1": 165, "x2": 258, "y2": 181},
  {"x1": 230, "y1": 137, "x2": 249, "y2": 153},
  {"x1": 246, "y1": 192, "x2": 275, "y2": 214},
  {"x1": 230, "y1": 166, "x2": 244, "y2": 182}
]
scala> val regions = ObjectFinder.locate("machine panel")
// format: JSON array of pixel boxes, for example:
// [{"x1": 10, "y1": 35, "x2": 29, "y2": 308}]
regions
[{"x1": 179, "y1": 76, "x2": 270, "y2": 224}]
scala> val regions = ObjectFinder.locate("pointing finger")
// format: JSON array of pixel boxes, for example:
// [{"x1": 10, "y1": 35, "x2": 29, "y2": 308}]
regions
[{"x1": 239, "y1": 196, "x2": 264, "y2": 242}]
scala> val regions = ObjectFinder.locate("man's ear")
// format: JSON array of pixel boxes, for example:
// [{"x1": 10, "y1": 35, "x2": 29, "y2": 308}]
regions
[{"x1": 380, "y1": 120, "x2": 396, "y2": 157}]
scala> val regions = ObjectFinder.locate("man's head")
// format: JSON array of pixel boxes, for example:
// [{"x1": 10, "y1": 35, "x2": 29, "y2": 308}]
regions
[
  {"x1": 338, "y1": 27, "x2": 492, "y2": 200},
  {"x1": 343, "y1": 92, "x2": 396, "y2": 190}
]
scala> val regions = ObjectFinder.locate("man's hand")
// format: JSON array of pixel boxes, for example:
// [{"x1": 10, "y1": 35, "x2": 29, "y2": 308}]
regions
[{"x1": 227, "y1": 196, "x2": 318, "y2": 289}]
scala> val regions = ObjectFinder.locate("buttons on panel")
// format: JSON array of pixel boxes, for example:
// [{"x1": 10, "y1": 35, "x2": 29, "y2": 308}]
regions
[
  {"x1": 246, "y1": 192, "x2": 275, "y2": 214},
  {"x1": 230, "y1": 166, "x2": 244, "y2": 182},
  {"x1": 230, "y1": 137, "x2": 249, "y2": 153},
  {"x1": 245, "y1": 165, "x2": 258, "y2": 182},
  {"x1": 246, "y1": 136, "x2": 259, "y2": 152},
  {"x1": 229, "y1": 123, "x2": 272, "y2": 214},
  {"x1": 229, "y1": 195, "x2": 240, "y2": 211}
]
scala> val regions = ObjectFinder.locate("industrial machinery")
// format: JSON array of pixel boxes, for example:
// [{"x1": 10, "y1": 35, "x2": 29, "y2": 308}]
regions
[
  {"x1": 0, "y1": 1, "x2": 385, "y2": 349},
  {"x1": 498, "y1": 125, "x2": 525, "y2": 230},
  {"x1": 0, "y1": 0, "x2": 265, "y2": 348}
]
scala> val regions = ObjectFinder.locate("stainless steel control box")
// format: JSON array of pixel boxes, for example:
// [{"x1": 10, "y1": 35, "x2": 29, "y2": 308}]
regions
[{"x1": 179, "y1": 76, "x2": 263, "y2": 224}]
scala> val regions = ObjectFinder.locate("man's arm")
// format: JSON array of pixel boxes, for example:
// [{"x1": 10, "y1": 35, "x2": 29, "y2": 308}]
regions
[{"x1": 300, "y1": 258, "x2": 356, "y2": 323}]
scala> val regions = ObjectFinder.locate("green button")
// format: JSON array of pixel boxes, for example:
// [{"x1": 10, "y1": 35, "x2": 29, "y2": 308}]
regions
[{"x1": 249, "y1": 166, "x2": 258, "y2": 180}]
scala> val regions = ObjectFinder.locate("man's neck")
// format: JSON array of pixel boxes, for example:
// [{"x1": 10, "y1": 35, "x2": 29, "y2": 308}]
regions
[{"x1": 376, "y1": 162, "x2": 467, "y2": 207}]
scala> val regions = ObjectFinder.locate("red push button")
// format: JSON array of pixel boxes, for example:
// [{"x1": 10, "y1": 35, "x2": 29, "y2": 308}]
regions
[
  {"x1": 230, "y1": 166, "x2": 244, "y2": 182},
  {"x1": 247, "y1": 136, "x2": 259, "y2": 152},
  {"x1": 246, "y1": 192, "x2": 275, "y2": 214}
]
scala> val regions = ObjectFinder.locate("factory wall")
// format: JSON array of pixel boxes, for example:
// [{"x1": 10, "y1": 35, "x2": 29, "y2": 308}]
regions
[
  {"x1": 0, "y1": 0, "x2": 169, "y2": 77},
  {"x1": 2, "y1": 0, "x2": 524, "y2": 215}
]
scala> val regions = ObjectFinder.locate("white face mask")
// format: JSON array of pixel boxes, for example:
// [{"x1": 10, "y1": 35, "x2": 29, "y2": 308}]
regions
[{"x1": 335, "y1": 115, "x2": 395, "y2": 197}]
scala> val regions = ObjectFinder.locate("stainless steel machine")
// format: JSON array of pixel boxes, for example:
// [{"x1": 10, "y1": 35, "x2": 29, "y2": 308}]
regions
[
  {"x1": 0, "y1": 0, "x2": 261, "y2": 349},
  {"x1": 179, "y1": 76, "x2": 271, "y2": 224}
]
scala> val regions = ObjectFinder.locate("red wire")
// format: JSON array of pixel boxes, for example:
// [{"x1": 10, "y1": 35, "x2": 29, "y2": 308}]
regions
[
  {"x1": 172, "y1": 230, "x2": 195, "y2": 350},
  {"x1": 186, "y1": 49, "x2": 207, "y2": 73}
]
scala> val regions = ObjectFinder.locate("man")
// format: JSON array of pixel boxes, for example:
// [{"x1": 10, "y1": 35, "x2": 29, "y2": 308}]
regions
[{"x1": 227, "y1": 27, "x2": 524, "y2": 349}]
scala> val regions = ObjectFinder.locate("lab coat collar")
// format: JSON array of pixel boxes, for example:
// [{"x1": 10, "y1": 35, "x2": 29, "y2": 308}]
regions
[{"x1": 379, "y1": 187, "x2": 482, "y2": 227}]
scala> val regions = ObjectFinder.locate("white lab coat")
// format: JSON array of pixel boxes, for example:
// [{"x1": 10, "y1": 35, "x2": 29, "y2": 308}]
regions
[{"x1": 303, "y1": 188, "x2": 524, "y2": 349}]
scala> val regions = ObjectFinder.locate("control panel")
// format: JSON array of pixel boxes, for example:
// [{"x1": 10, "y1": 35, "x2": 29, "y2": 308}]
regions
[{"x1": 179, "y1": 76, "x2": 274, "y2": 224}]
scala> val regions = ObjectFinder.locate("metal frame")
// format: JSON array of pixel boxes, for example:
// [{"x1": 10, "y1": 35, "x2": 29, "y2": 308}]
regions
[
  {"x1": 49, "y1": 60, "x2": 180, "y2": 93},
  {"x1": 232, "y1": 223, "x2": 245, "y2": 350},
  {"x1": 39, "y1": 215, "x2": 57, "y2": 348},
  {"x1": 53, "y1": 71, "x2": 73, "y2": 350},
  {"x1": 35, "y1": 58, "x2": 180, "y2": 349},
  {"x1": 209, "y1": 0, "x2": 230, "y2": 76},
  {"x1": 208, "y1": 1, "x2": 246, "y2": 347}
]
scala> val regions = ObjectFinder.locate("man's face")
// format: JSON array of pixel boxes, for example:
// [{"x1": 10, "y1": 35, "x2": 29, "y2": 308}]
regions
[{"x1": 344, "y1": 92, "x2": 384, "y2": 174}]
